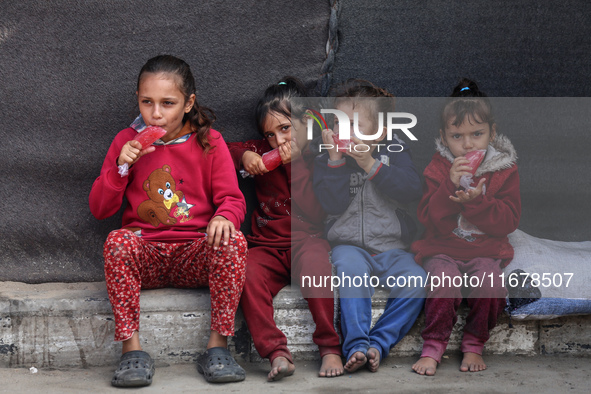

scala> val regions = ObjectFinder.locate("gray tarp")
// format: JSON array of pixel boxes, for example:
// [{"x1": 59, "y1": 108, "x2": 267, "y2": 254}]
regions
[{"x1": 1, "y1": 0, "x2": 589, "y2": 282}]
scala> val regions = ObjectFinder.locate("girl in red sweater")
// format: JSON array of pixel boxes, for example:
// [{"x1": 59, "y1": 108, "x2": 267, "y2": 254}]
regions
[
  {"x1": 228, "y1": 77, "x2": 343, "y2": 381},
  {"x1": 411, "y1": 79, "x2": 521, "y2": 376},
  {"x1": 89, "y1": 55, "x2": 248, "y2": 387}
]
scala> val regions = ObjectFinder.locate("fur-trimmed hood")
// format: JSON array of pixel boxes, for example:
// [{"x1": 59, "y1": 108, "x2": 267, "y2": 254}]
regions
[{"x1": 435, "y1": 134, "x2": 517, "y2": 176}]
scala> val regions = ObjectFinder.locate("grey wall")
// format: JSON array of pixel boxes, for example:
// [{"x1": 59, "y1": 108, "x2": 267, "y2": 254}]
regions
[
  {"x1": 1, "y1": 0, "x2": 589, "y2": 283},
  {"x1": 331, "y1": 0, "x2": 591, "y2": 242},
  {"x1": 333, "y1": 0, "x2": 591, "y2": 96},
  {"x1": 0, "y1": 1, "x2": 329, "y2": 282}
]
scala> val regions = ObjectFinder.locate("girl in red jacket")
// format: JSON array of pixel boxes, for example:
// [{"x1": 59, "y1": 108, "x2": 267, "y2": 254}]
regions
[
  {"x1": 228, "y1": 77, "x2": 344, "y2": 381},
  {"x1": 411, "y1": 79, "x2": 520, "y2": 376},
  {"x1": 89, "y1": 55, "x2": 248, "y2": 387}
]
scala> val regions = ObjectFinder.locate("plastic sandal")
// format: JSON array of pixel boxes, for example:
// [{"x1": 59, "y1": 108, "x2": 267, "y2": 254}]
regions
[
  {"x1": 196, "y1": 347, "x2": 246, "y2": 383},
  {"x1": 111, "y1": 350, "x2": 155, "y2": 387}
]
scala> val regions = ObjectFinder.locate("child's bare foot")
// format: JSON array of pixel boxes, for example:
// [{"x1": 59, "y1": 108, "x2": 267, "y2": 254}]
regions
[
  {"x1": 366, "y1": 347, "x2": 381, "y2": 372},
  {"x1": 268, "y1": 356, "x2": 295, "y2": 381},
  {"x1": 460, "y1": 352, "x2": 487, "y2": 372},
  {"x1": 318, "y1": 354, "x2": 344, "y2": 377},
  {"x1": 344, "y1": 351, "x2": 367, "y2": 373},
  {"x1": 412, "y1": 356, "x2": 438, "y2": 376}
]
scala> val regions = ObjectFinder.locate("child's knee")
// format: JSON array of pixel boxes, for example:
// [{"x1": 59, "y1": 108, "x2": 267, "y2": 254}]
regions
[
  {"x1": 103, "y1": 229, "x2": 140, "y2": 263},
  {"x1": 230, "y1": 230, "x2": 248, "y2": 253},
  {"x1": 331, "y1": 246, "x2": 367, "y2": 271},
  {"x1": 333, "y1": 259, "x2": 368, "y2": 279},
  {"x1": 423, "y1": 255, "x2": 459, "y2": 276}
]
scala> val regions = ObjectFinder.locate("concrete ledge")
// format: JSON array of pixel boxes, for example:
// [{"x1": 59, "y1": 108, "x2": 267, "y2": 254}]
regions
[
  {"x1": 0, "y1": 282, "x2": 236, "y2": 368},
  {"x1": 1, "y1": 282, "x2": 590, "y2": 368}
]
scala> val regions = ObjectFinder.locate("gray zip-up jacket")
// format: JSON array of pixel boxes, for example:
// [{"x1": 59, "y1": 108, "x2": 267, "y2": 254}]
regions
[{"x1": 313, "y1": 139, "x2": 422, "y2": 254}]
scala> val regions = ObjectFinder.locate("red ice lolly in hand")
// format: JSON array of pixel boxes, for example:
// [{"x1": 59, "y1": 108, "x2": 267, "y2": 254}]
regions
[
  {"x1": 262, "y1": 148, "x2": 282, "y2": 171},
  {"x1": 332, "y1": 134, "x2": 353, "y2": 150},
  {"x1": 464, "y1": 149, "x2": 486, "y2": 175},
  {"x1": 133, "y1": 126, "x2": 167, "y2": 149}
]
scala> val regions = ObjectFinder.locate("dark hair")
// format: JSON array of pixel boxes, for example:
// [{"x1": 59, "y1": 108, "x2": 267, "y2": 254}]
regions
[
  {"x1": 440, "y1": 78, "x2": 494, "y2": 131},
  {"x1": 333, "y1": 78, "x2": 394, "y2": 99},
  {"x1": 137, "y1": 55, "x2": 216, "y2": 153},
  {"x1": 332, "y1": 79, "x2": 395, "y2": 128},
  {"x1": 254, "y1": 76, "x2": 308, "y2": 136}
]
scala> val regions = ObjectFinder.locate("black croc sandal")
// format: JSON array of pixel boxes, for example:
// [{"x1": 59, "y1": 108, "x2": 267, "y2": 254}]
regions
[
  {"x1": 196, "y1": 347, "x2": 246, "y2": 383},
  {"x1": 111, "y1": 350, "x2": 155, "y2": 387}
]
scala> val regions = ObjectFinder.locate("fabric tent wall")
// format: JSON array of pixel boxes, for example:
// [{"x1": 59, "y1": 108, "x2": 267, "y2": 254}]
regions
[
  {"x1": 330, "y1": 0, "x2": 591, "y2": 242},
  {"x1": 1, "y1": 0, "x2": 589, "y2": 283},
  {"x1": 0, "y1": 1, "x2": 330, "y2": 282}
]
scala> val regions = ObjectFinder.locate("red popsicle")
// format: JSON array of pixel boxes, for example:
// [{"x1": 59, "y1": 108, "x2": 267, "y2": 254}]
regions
[
  {"x1": 262, "y1": 148, "x2": 282, "y2": 171},
  {"x1": 133, "y1": 126, "x2": 167, "y2": 149},
  {"x1": 464, "y1": 149, "x2": 486, "y2": 175},
  {"x1": 332, "y1": 134, "x2": 353, "y2": 150}
]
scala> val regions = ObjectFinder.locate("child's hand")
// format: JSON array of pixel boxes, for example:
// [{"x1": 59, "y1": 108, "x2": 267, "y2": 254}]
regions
[
  {"x1": 278, "y1": 141, "x2": 297, "y2": 164},
  {"x1": 450, "y1": 157, "x2": 473, "y2": 188},
  {"x1": 117, "y1": 140, "x2": 155, "y2": 166},
  {"x1": 321, "y1": 129, "x2": 343, "y2": 161},
  {"x1": 206, "y1": 215, "x2": 236, "y2": 250},
  {"x1": 347, "y1": 136, "x2": 376, "y2": 174},
  {"x1": 450, "y1": 178, "x2": 486, "y2": 203},
  {"x1": 242, "y1": 150, "x2": 269, "y2": 175}
]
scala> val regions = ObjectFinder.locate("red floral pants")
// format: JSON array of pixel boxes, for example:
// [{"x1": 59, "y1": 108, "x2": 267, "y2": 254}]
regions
[{"x1": 103, "y1": 229, "x2": 248, "y2": 341}]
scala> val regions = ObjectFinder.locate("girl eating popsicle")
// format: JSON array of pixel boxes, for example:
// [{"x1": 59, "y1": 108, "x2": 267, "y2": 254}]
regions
[
  {"x1": 89, "y1": 55, "x2": 248, "y2": 387},
  {"x1": 411, "y1": 78, "x2": 521, "y2": 376},
  {"x1": 227, "y1": 77, "x2": 344, "y2": 381}
]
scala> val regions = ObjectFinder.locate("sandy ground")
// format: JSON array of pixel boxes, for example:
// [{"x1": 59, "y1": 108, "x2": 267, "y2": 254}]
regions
[{"x1": 0, "y1": 354, "x2": 589, "y2": 393}]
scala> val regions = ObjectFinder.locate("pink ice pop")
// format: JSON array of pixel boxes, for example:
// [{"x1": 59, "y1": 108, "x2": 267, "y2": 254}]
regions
[
  {"x1": 332, "y1": 134, "x2": 353, "y2": 150},
  {"x1": 262, "y1": 148, "x2": 282, "y2": 171},
  {"x1": 133, "y1": 126, "x2": 167, "y2": 149},
  {"x1": 464, "y1": 149, "x2": 486, "y2": 175}
]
